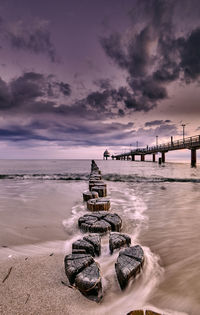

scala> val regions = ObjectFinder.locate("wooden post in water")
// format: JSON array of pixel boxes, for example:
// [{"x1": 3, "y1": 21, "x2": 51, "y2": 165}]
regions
[
  {"x1": 191, "y1": 148, "x2": 197, "y2": 167},
  {"x1": 161, "y1": 152, "x2": 165, "y2": 163},
  {"x1": 141, "y1": 154, "x2": 145, "y2": 161},
  {"x1": 152, "y1": 153, "x2": 156, "y2": 162},
  {"x1": 131, "y1": 155, "x2": 135, "y2": 161}
]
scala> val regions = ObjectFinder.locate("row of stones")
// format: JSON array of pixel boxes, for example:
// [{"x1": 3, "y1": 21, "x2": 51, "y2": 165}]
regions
[{"x1": 64, "y1": 160, "x2": 146, "y2": 304}]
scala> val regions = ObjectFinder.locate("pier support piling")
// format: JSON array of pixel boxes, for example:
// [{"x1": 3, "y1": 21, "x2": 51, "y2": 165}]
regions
[
  {"x1": 161, "y1": 152, "x2": 165, "y2": 163},
  {"x1": 141, "y1": 155, "x2": 145, "y2": 162},
  {"x1": 131, "y1": 155, "x2": 135, "y2": 161},
  {"x1": 152, "y1": 154, "x2": 156, "y2": 162},
  {"x1": 191, "y1": 148, "x2": 197, "y2": 167}
]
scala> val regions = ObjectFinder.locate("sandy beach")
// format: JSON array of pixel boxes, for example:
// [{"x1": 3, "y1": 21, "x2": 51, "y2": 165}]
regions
[{"x1": 0, "y1": 251, "x2": 96, "y2": 315}]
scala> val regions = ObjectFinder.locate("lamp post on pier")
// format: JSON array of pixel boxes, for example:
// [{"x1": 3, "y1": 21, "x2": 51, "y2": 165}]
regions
[
  {"x1": 156, "y1": 135, "x2": 158, "y2": 147},
  {"x1": 181, "y1": 124, "x2": 186, "y2": 142}
]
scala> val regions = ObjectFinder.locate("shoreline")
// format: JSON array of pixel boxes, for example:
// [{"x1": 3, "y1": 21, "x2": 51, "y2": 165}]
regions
[{"x1": 0, "y1": 250, "x2": 170, "y2": 315}]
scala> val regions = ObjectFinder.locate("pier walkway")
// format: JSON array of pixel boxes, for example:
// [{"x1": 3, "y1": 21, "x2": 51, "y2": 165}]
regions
[{"x1": 112, "y1": 135, "x2": 200, "y2": 167}]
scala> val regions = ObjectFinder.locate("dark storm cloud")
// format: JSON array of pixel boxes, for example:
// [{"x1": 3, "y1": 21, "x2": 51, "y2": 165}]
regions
[
  {"x1": 0, "y1": 71, "x2": 137, "y2": 146},
  {"x1": 100, "y1": 33, "x2": 128, "y2": 70},
  {"x1": 0, "y1": 126, "x2": 49, "y2": 142},
  {"x1": 56, "y1": 82, "x2": 71, "y2": 96},
  {"x1": 93, "y1": 78, "x2": 112, "y2": 90},
  {"x1": 0, "y1": 72, "x2": 71, "y2": 112},
  {"x1": 100, "y1": 0, "x2": 200, "y2": 113},
  {"x1": 178, "y1": 28, "x2": 200, "y2": 82},
  {"x1": 0, "y1": 17, "x2": 57, "y2": 62},
  {"x1": 145, "y1": 120, "x2": 171, "y2": 127},
  {"x1": 0, "y1": 118, "x2": 135, "y2": 147},
  {"x1": 0, "y1": 70, "x2": 150, "y2": 120},
  {"x1": 138, "y1": 123, "x2": 178, "y2": 138}
]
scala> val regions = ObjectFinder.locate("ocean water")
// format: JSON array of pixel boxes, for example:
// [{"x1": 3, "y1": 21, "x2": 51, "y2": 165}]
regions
[{"x1": 0, "y1": 159, "x2": 200, "y2": 315}]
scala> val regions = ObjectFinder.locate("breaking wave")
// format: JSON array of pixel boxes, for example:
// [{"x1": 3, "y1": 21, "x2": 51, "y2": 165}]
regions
[{"x1": 0, "y1": 172, "x2": 200, "y2": 183}]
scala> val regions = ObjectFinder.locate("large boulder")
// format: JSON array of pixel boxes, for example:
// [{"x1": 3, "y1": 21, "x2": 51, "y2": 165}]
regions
[
  {"x1": 115, "y1": 245, "x2": 144, "y2": 290},
  {"x1": 109, "y1": 232, "x2": 131, "y2": 254},
  {"x1": 78, "y1": 211, "x2": 122, "y2": 233}
]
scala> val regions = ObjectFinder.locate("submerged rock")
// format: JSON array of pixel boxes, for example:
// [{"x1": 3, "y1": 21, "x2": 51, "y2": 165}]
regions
[
  {"x1": 115, "y1": 245, "x2": 144, "y2": 290},
  {"x1": 78, "y1": 211, "x2": 122, "y2": 233},
  {"x1": 87, "y1": 198, "x2": 110, "y2": 211},
  {"x1": 109, "y1": 232, "x2": 131, "y2": 254}
]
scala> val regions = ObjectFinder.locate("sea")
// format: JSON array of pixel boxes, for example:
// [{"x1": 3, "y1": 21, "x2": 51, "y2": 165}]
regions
[{"x1": 0, "y1": 159, "x2": 200, "y2": 315}]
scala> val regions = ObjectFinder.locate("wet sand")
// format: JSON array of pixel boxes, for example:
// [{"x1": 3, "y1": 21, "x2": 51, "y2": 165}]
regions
[{"x1": 0, "y1": 252, "x2": 95, "y2": 315}]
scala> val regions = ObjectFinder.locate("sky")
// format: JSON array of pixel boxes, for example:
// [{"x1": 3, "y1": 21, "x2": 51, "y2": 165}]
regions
[{"x1": 0, "y1": 0, "x2": 200, "y2": 160}]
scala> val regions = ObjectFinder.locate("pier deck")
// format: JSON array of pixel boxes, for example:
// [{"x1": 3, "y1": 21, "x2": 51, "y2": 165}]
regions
[{"x1": 112, "y1": 135, "x2": 200, "y2": 167}]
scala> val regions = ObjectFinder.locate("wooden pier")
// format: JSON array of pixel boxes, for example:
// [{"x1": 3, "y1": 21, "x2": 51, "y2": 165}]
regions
[{"x1": 112, "y1": 135, "x2": 200, "y2": 167}]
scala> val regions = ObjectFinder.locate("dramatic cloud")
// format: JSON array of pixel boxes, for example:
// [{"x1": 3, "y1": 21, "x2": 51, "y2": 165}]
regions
[
  {"x1": 145, "y1": 120, "x2": 171, "y2": 127},
  {"x1": 137, "y1": 123, "x2": 178, "y2": 139},
  {"x1": 0, "y1": 72, "x2": 71, "y2": 113},
  {"x1": 0, "y1": 71, "x2": 137, "y2": 147},
  {"x1": 93, "y1": 78, "x2": 112, "y2": 90},
  {"x1": 178, "y1": 28, "x2": 200, "y2": 82},
  {"x1": 0, "y1": 118, "x2": 135, "y2": 147},
  {"x1": 100, "y1": 0, "x2": 200, "y2": 115},
  {"x1": 0, "y1": 18, "x2": 57, "y2": 62},
  {"x1": 0, "y1": 0, "x2": 200, "y2": 156}
]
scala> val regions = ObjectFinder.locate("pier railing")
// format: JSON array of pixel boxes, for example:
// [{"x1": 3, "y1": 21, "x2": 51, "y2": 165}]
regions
[{"x1": 114, "y1": 134, "x2": 200, "y2": 158}]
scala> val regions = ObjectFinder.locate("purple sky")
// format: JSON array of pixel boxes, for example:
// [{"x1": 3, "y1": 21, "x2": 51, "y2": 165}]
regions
[{"x1": 0, "y1": 0, "x2": 200, "y2": 159}]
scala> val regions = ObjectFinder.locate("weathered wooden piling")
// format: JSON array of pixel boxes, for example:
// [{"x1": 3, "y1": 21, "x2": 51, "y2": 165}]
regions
[
  {"x1": 127, "y1": 311, "x2": 161, "y2": 315},
  {"x1": 64, "y1": 253, "x2": 102, "y2": 302},
  {"x1": 91, "y1": 186, "x2": 107, "y2": 197},
  {"x1": 87, "y1": 198, "x2": 110, "y2": 211},
  {"x1": 64, "y1": 159, "x2": 149, "y2": 305},
  {"x1": 89, "y1": 181, "x2": 106, "y2": 191},
  {"x1": 83, "y1": 191, "x2": 99, "y2": 202},
  {"x1": 78, "y1": 212, "x2": 122, "y2": 233},
  {"x1": 109, "y1": 232, "x2": 131, "y2": 254},
  {"x1": 115, "y1": 245, "x2": 144, "y2": 290},
  {"x1": 72, "y1": 234, "x2": 101, "y2": 257}
]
